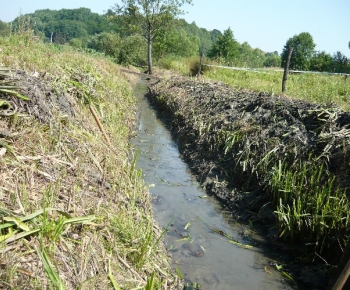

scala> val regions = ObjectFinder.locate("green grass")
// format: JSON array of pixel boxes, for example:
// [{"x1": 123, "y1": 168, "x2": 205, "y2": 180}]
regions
[
  {"x1": 206, "y1": 67, "x2": 350, "y2": 110},
  {"x1": 159, "y1": 56, "x2": 350, "y2": 111},
  {"x1": 0, "y1": 31, "x2": 179, "y2": 289}
]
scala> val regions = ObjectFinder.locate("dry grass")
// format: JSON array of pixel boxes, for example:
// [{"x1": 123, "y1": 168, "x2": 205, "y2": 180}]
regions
[{"x1": 0, "y1": 31, "x2": 180, "y2": 289}]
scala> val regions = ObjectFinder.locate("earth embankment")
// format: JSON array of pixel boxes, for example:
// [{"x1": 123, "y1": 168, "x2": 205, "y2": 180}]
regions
[{"x1": 146, "y1": 74, "x2": 350, "y2": 288}]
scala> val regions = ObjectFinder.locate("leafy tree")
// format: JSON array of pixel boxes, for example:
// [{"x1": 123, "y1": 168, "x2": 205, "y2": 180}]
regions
[
  {"x1": 235, "y1": 42, "x2": 265, "y2": 67},
  {"x1": 113, "y1": 0, "x2": 192, "y2": 74},
  {"x1": 210, "y1": 29, "x2": 222, "y2": 44},
  {"x1": 88, "y1": 32, "x2": 122, "y2": 58},
  {"x1": 207, "y1": 28, "x2": 239, "y2": 65},
  {"x1": 153, "y1": 27, "x2": 199, "y2": 59},
  {"x1": 118, "y1": 35, "x2": 147, "y2": 66},
  {"x1": 309, "y1": 51, "x2": 332, "y2": 71},
  {"x1": 0, "y1": 20, "x2": 8, "y2": 36},
  {"x1": 281, "y1": 32, "x2": 316, "y2": 70},
  {"x1": 178, "y1": 20, "x2": 220, "y2": 54},
  {"x1": 330, "y1": 51, "x2": 349, "y2": 73},
  {"x1": 264, "y1": 51, "x2": 281, "y2": 67},
  {"x1": 14, "y1": 8, "x2": 111, "y2": 43}
]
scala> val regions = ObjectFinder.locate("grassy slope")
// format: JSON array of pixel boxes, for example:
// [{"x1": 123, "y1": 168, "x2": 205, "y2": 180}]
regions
[
  {"x1": 0, "y1": 32, "x2": 179, "y2": 289},
  {"x1": 159, "y1": 57, "x2": 350, "y2": 111}
]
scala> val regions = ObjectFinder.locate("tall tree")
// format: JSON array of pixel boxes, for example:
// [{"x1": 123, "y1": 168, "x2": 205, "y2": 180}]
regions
[
  {"x1": 281, "y1": 32, "x2": 316, "y2": 70},
  {"x1": 0, "y1": 20, "x2": 8, "y2": 36},
  {"x1": 207, "y1": 28, "x2": 239, "y2": 65},
  {"x1": 309, "y1": 51, "x2": 332, "y2": 72},
  {"x1": 113, "y1": 0, "x2": 192, "y2": 74}
]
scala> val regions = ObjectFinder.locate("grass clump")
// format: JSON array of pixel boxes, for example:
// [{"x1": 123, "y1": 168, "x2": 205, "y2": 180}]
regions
[
  {"x1": 0, "y1": 32, "x2": 179, "y2": 289},
  {"x1": 206, "y1": 68, "x2": 350, "y2": 111}
]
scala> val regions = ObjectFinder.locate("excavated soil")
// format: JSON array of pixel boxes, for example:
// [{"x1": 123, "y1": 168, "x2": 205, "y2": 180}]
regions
[{"x1": 145, "y1": 73, "x2": 350, "y2": 289}]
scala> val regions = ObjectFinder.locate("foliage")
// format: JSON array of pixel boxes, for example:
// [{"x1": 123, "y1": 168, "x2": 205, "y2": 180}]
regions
[
  {"x1": 310, "y1": 50, "x2": 350, "y2": 73},
  {"x1": 264, "y1": 51, "x2": 281, "y2": 67},
  {"x1": 207, "y1": 28, "x2": 239, "y2": 65},
  {"x1": 113, "y1": 0, "x2": 193, "y2": 74},
  {"x1": 178, "y1": 19, "x2": 222, "y2": 53},
  {"x1": 0, "y1": 20, "x2": 8, "y2": 36},
  {"x1": 153, "y1": 27, "x2": 199, "y2": 59},
  {"x1": 238, "y1": 42, "x2": 266, "y2": 67},
  {"x1": 88, "y1": 32, "x2": 122, "y2": 58},
  {"x1": 330, "y1": 51, "x2": 349, "y2": 73},
  {"x1": 118, "y1": 34, "x2": 148, "y2": 66},
  {"x1": 310, "y1": 51, "x2": 333, "y2": 72},
  {"x1": 281, "y1": 32, "x2": 316, "y2": 70},
  {"x1": 11, "y1": 8, "x2": 112, "y2": 43}
]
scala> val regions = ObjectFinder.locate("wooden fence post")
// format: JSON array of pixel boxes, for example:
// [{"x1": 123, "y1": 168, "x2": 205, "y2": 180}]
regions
[
  {"x1": 197, "y1": 50, "x2": 204, "y2": 77},
  {"x1": 330, "y1": 241, "x2": 350, "y2": 290},
  {"x1": 282, "y1": 47, "x2": 293, "y2": 93}
]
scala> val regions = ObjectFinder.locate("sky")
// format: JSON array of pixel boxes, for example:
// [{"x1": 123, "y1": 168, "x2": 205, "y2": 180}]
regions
[{"x1": 0, "y1": 0, "x2": 349, "y2": 58}]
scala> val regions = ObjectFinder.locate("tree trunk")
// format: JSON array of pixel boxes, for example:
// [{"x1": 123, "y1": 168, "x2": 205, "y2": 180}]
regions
[{"x1": 147, "y1": 36, "x2": 153, "y2": 75}]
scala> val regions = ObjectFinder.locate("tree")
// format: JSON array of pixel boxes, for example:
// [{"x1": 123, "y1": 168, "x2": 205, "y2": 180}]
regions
[
  {"x1": 264, "y1": 52, "x2": 281, "y2": 68},
  {"x1": 330, "y1": 51, "x2": 349, "y2": 73},
  {"x1": 153, "y1": 28, "x2": 199, "y2": 60},
  {"x1": 0, "y1": 20, "x2": 8, "y2": 36},
  {"x1": 309, "y1": 51, "x2": 332, "y2": 72},
  {"x1": 88, "y1": 32, "x2": 122, "y2": 58},
  {"x1": 113, "y1": 0, "x2": 192, "y2": 74},
  {"x1": 118, "y1": 35, "x2": 148, "y2": 66},
  {"x1": 281, "y1": 32, "x2": 316, "y2": 70},
  {"x1": 207, "y1": 28, "x2": 240, "y2": 65}
]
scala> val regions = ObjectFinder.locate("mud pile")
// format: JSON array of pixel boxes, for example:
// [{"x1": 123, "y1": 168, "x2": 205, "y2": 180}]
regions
[
  {"x1": 149, "y1": 76, "x2": 350, "y2": 195},
  {"x1": 147, "y1": 74, "x2": 350, "y2": 288}
]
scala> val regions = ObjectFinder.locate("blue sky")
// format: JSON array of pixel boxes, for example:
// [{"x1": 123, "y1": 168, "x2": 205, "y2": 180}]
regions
[{"x1": 1, "y1": 0, "x2": 349, "y2": 57}]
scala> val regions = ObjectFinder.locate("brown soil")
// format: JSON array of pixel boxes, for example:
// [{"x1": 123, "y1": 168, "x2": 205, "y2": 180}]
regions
[{"x1": 145, "y1": 72, "x2": 350, "y2": 289}]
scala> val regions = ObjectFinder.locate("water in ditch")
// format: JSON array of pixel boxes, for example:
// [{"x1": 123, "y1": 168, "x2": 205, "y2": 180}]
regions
[{"x1": 131, "y1": 81, "x2": 294, "y2": 290}]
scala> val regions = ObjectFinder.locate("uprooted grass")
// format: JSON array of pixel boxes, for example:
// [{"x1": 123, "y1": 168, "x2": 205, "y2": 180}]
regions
[{"x1": 0, "y1": 32, "x2": 180, "y2": 289}]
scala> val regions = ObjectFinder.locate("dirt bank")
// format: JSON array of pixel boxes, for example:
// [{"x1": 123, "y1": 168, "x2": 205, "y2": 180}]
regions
[
  {"x1": 146, "y1": 73, "x2": 350, "y2": 289},
  {"x1": 0, "y1": 64, "x2": 180, "y2": 289}
]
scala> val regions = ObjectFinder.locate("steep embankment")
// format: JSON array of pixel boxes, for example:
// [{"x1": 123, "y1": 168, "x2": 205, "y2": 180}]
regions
[
  {"x1": 147, "y1": 73, "x2": 350, "y2": 288},
  {"x1": 0, "y1": 34, "x2": 180, "y2": 289}
]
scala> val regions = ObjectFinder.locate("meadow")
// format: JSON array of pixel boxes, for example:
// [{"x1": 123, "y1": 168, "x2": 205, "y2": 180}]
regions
[{"x1": 159, "y1": 56, "x2": 350, "y2": 111}]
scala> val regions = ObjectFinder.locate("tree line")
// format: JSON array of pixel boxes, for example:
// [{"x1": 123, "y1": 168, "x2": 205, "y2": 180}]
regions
[{"x1": 0, "y1": 2, "x2": 349, "y2": 74}]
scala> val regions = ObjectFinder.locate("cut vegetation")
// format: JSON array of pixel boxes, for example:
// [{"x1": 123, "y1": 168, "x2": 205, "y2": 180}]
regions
[
  {"x1": 0, "y1": 32, "x2": 181, "y2": 289},
  {"x1": 147, "y1": 70, "x2": 350, "y2": 288}
]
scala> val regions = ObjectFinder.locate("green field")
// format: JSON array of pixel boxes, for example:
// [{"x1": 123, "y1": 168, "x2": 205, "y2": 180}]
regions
[{"x1": 160, "y1": 56, "x2": 350, "y2": 111}]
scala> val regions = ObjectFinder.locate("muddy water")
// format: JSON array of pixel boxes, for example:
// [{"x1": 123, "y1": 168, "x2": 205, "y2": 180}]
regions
[{"x1": 131, "y1": 82, "x2": 293, "y2": 290}]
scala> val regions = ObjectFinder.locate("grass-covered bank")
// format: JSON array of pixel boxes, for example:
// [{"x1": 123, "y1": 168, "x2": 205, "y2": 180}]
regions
[
  {"x1": 158, "y1": 57, "x2": 350, "y2": 111},
  {"x1": 147, "y1": 73, "x2": 350, "y2": 288},
  {"x1": 0, "y1": 32, "x2": 180, "y2": 289}
]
